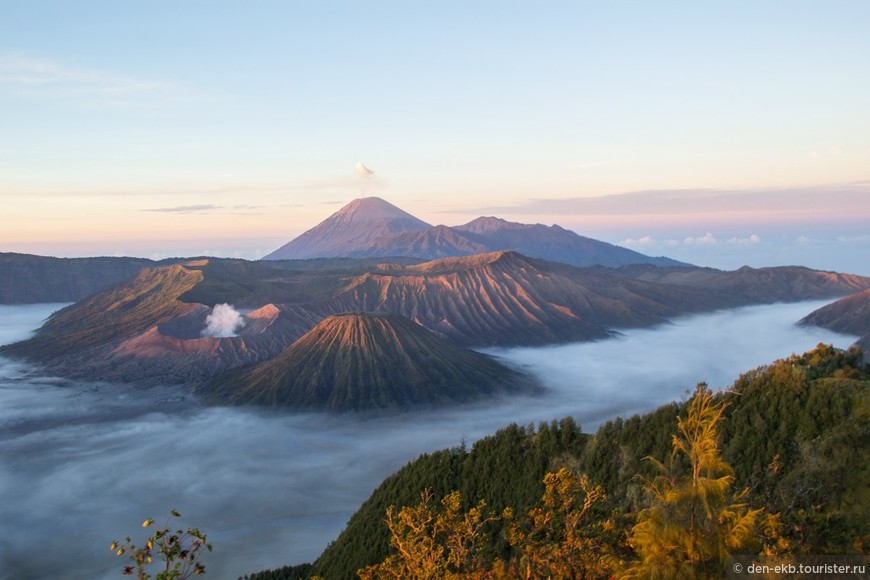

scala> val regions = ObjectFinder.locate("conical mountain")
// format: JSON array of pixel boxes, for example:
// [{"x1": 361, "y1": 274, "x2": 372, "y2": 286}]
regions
[
  {"x1": 262, "y1": 197, "x2": 685, "y2": 267},
  {"x1": 200, "y1": 313, "x2": 533, "y2": 411},
  {"x1": 263, "y1": 197, "x2": 431, "y2": 259}
]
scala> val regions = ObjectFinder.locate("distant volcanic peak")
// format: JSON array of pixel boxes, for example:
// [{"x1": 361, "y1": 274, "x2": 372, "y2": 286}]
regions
[
  {"x1": 262, "y1": 197, "x2": 685, "y2": 267},
  {"x1": 330, "y1": 197, "x2": 429, "y2": 226},
  {"x1": 262, "y1": 197, "x2": 431, "y2": 260}
]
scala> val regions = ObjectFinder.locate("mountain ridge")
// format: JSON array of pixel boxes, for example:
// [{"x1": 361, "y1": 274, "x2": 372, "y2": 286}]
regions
[
  {"x1": 261, "y1": 197, "x2": 685, "y2": 268},
  {"x1": 5, "y1": 252, "x2": 870, "y2": 392},
  {"x1": 800, "y1": 288, "x2": 870, "y2": 362},
  {"x1": 0, "y1": 252, "x2": 161, "y2": 304}
]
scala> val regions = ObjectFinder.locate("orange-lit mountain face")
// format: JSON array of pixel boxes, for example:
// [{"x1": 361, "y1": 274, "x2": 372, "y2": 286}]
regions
[
  {"x1": 314, "y1": 250, "x2": 729, "y2": 346},
  {"x1": 201, "y1": 313, "x2": 536, "y2": 411},
  {"x1": 4, "y1": 251, "x2": 870, "y2": 408},
  {"x1": 262, "y1": 197, "x2": 684, "y2": 268}
]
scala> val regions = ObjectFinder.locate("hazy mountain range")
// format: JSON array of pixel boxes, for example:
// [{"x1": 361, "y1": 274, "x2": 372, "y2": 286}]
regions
[
  {"x1": 262, "y1": 197, "x2": 685, "y2": 268},
  {"x1": 3, "y1": 197, "x2": 870, "y2": 411}
]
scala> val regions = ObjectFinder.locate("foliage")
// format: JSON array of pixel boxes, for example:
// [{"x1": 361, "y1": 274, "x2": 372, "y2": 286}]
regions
[
  {"x1": 262, "y1": 419, "x2": 586, "y2": 579},
  {"x1": 358, "y1": 490, "x2": 505, "y2": 579},
  {"x1": 507, "y1": 467, "x2": 618, "y2": 579},
  {"x1": 720, "y1": 344, "x2": 869, "y2": 553},
  {"x1": 111, "y1": 510, "x2": 212, "y2": 579},
  {"x1": 249, "y1": 344, "x2": 869, "y2": 578},
  {"x1": 625, "y1": 384, "x2": 767, "y2": 577}
]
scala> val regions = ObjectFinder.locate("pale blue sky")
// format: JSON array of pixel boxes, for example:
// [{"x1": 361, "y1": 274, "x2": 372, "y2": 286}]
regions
[{"x1": 1, "y1": 1, "x2": 869, "y2": 272}]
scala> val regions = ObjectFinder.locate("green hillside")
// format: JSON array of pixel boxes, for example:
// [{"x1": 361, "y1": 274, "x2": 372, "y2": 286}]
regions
[{"x1": 245, "y1": 343, "x2": 869, "y2": 578}]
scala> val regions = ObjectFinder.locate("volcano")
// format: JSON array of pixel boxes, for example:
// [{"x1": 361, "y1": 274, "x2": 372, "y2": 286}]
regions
[
  {"x1": 262, "y1": 197, "x2": 684, "y2": 268},
  {"x1": 200, "y1": 312, "x2": 535, "y2": 411},
  {"x1": 263, "y1": 197, "x2": 432, "y2": 260}
]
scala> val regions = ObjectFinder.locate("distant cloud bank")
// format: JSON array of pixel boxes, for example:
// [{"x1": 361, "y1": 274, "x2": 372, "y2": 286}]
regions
[{"x1": 468, "y1": 182, "x2": 870, "y2": 227}]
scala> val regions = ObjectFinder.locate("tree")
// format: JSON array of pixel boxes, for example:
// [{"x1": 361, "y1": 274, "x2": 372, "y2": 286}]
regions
[
  {"x1": 626, "y1": 384, "x2": 766, "y2": 578},
  {"x1": 507, "y1": 467, "x2": 617, "y2": 579},
  {"x1": 111, "y1": 510, "x2": 212, "y2": 579},
  {"x1": 358, "y1": 489, "x2": 504, "y2": 579}
]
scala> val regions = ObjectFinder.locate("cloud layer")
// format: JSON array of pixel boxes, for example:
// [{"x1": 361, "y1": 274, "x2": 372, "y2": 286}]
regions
[
  {"x1": 469, "y1": 182, "x2": 870, "y2": 227},
  {"x1": 0, "y1": 301, "x2": 859, "y2": 578}
]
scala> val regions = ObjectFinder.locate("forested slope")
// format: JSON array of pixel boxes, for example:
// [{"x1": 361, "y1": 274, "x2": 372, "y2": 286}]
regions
[{"x1": 246, "y1": 344, "x2": 869, "y2": 579}]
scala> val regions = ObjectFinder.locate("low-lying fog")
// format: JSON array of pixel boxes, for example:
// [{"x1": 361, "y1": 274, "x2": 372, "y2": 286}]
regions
[{"x1": 0, "y1": 301, "x2": 858, "y2": 579}]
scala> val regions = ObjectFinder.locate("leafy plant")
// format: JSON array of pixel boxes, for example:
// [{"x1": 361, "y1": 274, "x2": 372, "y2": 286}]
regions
[
  {"x1": 111, "y1": 510, "x2": 212, "y2": 579},
  {"x1": 358, "y1": 489, "x2": 505, "y2": 579},
  {"x1": 507, "y1": 467, "x2": 618, "y2": 579},
  {"x1": 625, "y1": 384, "x2": 769, "y2": 577}
]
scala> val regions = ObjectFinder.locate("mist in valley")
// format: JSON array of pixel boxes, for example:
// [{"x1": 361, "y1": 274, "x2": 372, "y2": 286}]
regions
[{"x1": 0, "y1": 301, "x2": 859, "y2": 579}]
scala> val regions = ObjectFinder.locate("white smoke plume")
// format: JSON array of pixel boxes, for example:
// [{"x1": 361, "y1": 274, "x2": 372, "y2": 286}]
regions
[
  {"x1": 354, "y1": 162, "x2": 374, "y2": 179},
  {"x1": 201, "y1": 303, "x2": 246, "y2": 337}
]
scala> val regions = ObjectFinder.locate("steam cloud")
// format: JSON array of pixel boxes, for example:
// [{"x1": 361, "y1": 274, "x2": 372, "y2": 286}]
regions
[
  {"x1": 0, "y1": 301, "x2": 859, "y2": 578},
  {"x1": 354, "y1": 162, "x2": 374, "y2": 179},
  {"x1": 201, "y1": 303, "x2": 246, "y2": 337}
]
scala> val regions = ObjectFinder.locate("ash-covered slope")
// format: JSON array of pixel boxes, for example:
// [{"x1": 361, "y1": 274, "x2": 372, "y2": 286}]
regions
[
  {"x1": 312, "y1": 251, "x2": 729, "y2": 346},
  {"x1": 263, "y1": 197, "x2": 431, "y2": 260},
  {"x1": 1, "y1": 263, "x2": 205, "y2": 361},
  {"x1": 0, "y1": 261, "x2": 323, "y2": 384},
  {"x1": 100, "y1": 302, "x2": 322, "y2": 384},
  {"x1": 201, "y1": 313, "x2": 534, "y2": 411},
  {"x1": 261, "y1": 198, "x2": 684, "y2": 268}
]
